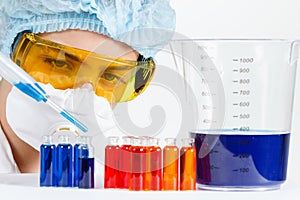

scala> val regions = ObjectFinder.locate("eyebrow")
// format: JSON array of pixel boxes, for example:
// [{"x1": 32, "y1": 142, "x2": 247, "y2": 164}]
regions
[
  {"x1": 64, "y1": 51, "x2": 150, "y2": 71},
  {"x1": 64, "y1": 52, "x2": 81, "y2": 62},
  {"x1": 64, "y1": 51, "x2": 131, "y2": 70}
]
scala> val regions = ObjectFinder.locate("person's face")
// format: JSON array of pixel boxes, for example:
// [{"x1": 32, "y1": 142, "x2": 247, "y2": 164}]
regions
[
  {"x1": 38, "y1": 30, "x2": 139, "y2": 103},
  {"x1": 9, "y1": 30, "x2": 155, "y2": 104}
]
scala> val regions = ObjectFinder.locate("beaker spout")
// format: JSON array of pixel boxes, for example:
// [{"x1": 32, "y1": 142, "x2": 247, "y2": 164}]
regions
[{"x1": 290, "y1": 40, "x2": 300, "y2": 65}]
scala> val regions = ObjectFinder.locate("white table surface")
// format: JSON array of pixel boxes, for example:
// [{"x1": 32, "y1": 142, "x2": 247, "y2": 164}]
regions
[{"x1": 0, "y1": 173, "x2": 299, "y2": 200}]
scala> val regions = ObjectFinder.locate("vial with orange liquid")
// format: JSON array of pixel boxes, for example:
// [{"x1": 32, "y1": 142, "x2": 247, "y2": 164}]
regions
[
  {"x1": 180, "y1": 138, "x2": 196, "y2": 190},
  {"x1": 163, "y1": 138, "x2": 179, "y2": 190}
]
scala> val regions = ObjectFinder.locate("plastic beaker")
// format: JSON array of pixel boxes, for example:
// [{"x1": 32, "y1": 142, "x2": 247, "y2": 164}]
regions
[{"x1": 173, "y1": 39, "x2": 299, "y2": 191}]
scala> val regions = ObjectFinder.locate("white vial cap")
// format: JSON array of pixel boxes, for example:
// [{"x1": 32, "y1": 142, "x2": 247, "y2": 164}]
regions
[
  {"x1": 42, "y1": 135, "x2": 53, "y2": 144},
  {"x1": 58, "y1": 135, "x2": 70, "y2": 144},
  {"x1": 165, "y1": 138, "x2": 176, "y2": 146}
]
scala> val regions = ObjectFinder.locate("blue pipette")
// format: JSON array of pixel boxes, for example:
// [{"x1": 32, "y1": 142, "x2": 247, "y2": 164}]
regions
[{"x1": 0, "y1": 52, "x2": 88, "y2": 133}]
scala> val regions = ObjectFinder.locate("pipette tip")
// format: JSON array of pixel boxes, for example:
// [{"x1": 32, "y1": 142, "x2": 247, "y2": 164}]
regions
[{"x1": 60, "y1": 111, "x2": 88, "y2": 133}]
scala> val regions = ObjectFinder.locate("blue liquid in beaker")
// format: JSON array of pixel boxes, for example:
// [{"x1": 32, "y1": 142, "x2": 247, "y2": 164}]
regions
[
  {"x1": 57, "y1": 143, "x2": 73, "y2": 187},
  {"x1": 191, "y1": 131, "x2": 290, "y2": 190},
  {"x1": 40, "y1": 144, "x2": 56, "y2": 186}
]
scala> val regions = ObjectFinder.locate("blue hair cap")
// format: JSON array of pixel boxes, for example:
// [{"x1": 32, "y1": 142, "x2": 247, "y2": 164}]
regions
[{"x1": 0, "y1": 0, "x2": 176, "y2": 58}]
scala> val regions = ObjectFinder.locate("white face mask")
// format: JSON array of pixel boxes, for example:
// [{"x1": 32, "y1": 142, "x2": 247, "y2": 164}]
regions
[{"x1": 6, "y1": 82, "x2": 122, "y2": 154}]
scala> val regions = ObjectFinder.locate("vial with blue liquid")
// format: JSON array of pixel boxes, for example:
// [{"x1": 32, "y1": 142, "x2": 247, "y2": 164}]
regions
[
  {"x1": 57, "y1": 135, "x2": 73, "y2": 187},
  {"x1": 40, "y1": 135, "x2": 56, "y2": 187},
  {"x1": 73, "y1": 136, "x2": 83, "y2": 187},
  {"x1": 78, "y1": 136, "x2": 95, "y2": 189}
]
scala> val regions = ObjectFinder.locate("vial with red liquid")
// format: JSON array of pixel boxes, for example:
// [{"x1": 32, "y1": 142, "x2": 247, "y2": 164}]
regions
[
  {"x1": 180, "y1": 138, "x2": 196, "y2": 190},
  {"x1": 119, "y1": 136, "x2": 133, "y2": 189},
  {"x1": 104, "y1": 136, "x2": 120, "y2": 189},
  {"x1": 142, "y1": 136, "x2": 151, "y2": 191},
  {"x1": 163, "y1": 138, "x2": 179, "y2": 190},
  {"x1": 148, "y1": 138, "x2": 162, "y2": 191},
  {"x1": 129, "y1": 137, "x2": 147, "y2": 191}
]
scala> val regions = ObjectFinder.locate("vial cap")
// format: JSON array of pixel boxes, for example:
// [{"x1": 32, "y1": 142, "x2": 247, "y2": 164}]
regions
[
  {"x1": 131, "y1": 137, "x2": 142, "y2": 146},
  {"x1": 181, "y1": 138, "x2": 195, "y2": 146},
  {"x1": 149, "y1": 138, "x2": 160, "y2": 146},
  {"x1": 58, "y1": 135, "x2": 70, "y2": 144},
  {"x1": 81, "y1": 136, "x2": 92, "y2": 144},
  {"x1": 165, "y1": 138, "x2": 176, "y2": 146},
  {"x1": 122, "y1": 136, "x2": 133, "y2": 145},
  {"x1": 75, "y1": 135, "x2": 84, "y2": 144},
  {"x1": 42, "y1": 135, "x2": 53, "y2": 144},
  {"x1": 140, "y1": 136, "x2": 151, "y2": 146},
  {"x1": 108, "y1": 136, "x2": 119, "y2": 145}
]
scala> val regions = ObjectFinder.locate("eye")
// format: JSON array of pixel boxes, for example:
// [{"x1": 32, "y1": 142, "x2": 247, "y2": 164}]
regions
[
  {"x1": 102, "y1": 73, "x2": 119, "y2": 82},
  {"x1": 44, "y1": 58, "x2": 72, "y2": 70},
  {"x1": 101, "y1": 73, "x2": 126, "y2": 84}
]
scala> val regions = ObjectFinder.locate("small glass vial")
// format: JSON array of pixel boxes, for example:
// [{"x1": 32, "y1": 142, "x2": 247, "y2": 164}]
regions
[
  {"x1": 142, "y1": 137, "x2": 152, "y2": 191},
  {"x1": 163, "y1": 138, "x2": 179, "y2": 190},
  {"x1": 104, "y1": 136, "x2": 120, "y2": 189},
  {"x1": 148, "y1": 138, "x2": 162, "y2": 191},
  {"x1": 129, "y1": 137, "x2": 147, "y2": 191},
  {"x1": 180, "y1": 138, "x2": 196, "y2": 190},
  {"x1": 57, "y1": 135, "x2": 73, "y2": 187},
  {"x1": 73, "y1": 136, "x2": 84, "y2": 187},
  {"x1": 119, "y1": 136, "x2": 133, "y2": 189},
  {"x1": 40, "y1": 135, "x2": 56, "y2": 187},
  {"x1": 78, "y1": 136, "x2": 95, "y2": 189}
]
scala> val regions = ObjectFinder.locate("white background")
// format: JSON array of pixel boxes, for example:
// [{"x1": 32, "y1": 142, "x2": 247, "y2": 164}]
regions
[
  {"x1": 172, "y1": 0, "x2": 300, "y2": 39},
  {"x1": 2, "y1": 0, "x2": 300, "y2": 199}
]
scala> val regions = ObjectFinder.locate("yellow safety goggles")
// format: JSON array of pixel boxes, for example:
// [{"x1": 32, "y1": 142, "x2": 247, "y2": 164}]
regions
[{"x1": 11, "y1": 32, "x2": 155, "y2": 103}]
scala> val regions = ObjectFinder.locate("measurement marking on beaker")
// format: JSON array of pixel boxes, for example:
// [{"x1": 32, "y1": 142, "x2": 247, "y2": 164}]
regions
[
  {"x1": 233, "y1": 69, "x2": 239, "y2": 72},
  {"x1": 233, "y1": 115, "x2": 238, "y2": 118},
  {"x1": 233, "y1": 103, "x2": 239, "y2": 106},
  {"x1": 232, "y1": 59, "x2": 239, "y2": 62},
  {"x1": 239, "y1": 168, "x2": 250, "y2": 173},
  {"x1": 201, "y1": 92, "x2": 216, "y2": 97},
  {"x1": 239, "y1": 154, "x2": 250, "y2": 158},
  {"x1": 233, "y1": 80, "x2": 239, "y2": 83},
  {"x1": 203, "y1": 119, "x2": 217, "y2": 123},
  {"x1": 233, "y1": 91, "x2": 239, "y2": 94},
  {"x1": 202, "y1": 105, "x2": 216, "y2": 110},
  {"x1": 233, "y1": 128, "x2": 239, "y2": 131},
  {"x1": 232, "y1": 169, "x2": 239, "y2": 172},
  {"x1": 210, "y1": 165, "x2": 219, "y2": 170}
]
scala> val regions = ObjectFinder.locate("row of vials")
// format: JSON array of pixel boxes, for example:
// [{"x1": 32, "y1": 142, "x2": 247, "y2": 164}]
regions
[
  {"x1": 40, "y1": 135, "x2": 196, "y2": 190},
  {"x1": 105, "y1": 136, "x2": 196, "y2": 191},
  {"x1": 39, "y1": 135, "x2": 94, "y2": 188}
]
